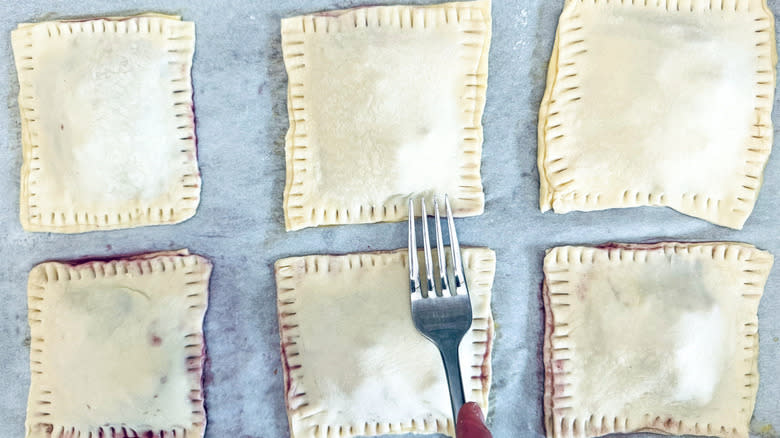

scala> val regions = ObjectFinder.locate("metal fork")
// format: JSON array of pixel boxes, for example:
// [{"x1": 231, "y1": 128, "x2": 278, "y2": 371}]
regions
[{"x1": 408, "y1": 195, "x2": 473, "y2": 422}]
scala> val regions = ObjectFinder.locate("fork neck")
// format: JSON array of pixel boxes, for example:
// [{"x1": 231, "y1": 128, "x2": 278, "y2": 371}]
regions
[{"x1": 437, "y1": 339, "x2": 466, "y2": 423}]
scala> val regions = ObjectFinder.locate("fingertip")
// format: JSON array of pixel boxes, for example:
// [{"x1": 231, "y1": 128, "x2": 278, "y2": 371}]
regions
[
  {"x1": 456, "y1": 403, "x2": 492, "y2": 438},
  {"x1": 458, "y1": 402, "x2": 485, "y2": 423}
]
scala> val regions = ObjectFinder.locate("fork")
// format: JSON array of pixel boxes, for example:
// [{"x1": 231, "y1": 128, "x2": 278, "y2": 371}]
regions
[{"x1": 408, "y1": 195, "x2": 473, "y2": 422}]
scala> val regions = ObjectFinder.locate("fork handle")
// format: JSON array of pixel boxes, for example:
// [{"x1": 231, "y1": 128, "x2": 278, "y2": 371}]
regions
[{"x1": 439, "y1": 340, "x2": 466, "y2": 422}]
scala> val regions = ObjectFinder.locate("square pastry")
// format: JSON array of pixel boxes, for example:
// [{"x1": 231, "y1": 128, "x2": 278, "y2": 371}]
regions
[
  {"x1": 543, "y1": 243, "x2": 773, "y2": 438},
  {"x1": 538, "y1": 0, "x2": 777, "y2": 229},
  {"x1": 11, "y1": 15, "x2": 200, "y2": 233},
  {"x1": 275, "y1": 247, "x2": 495, "y2": 437},
  {"x1": 26, "y1": 250, "x2": 211, "y2": 438},
  {"x1": 281, "y1": 0, "x2": 491, "y2": 230}
]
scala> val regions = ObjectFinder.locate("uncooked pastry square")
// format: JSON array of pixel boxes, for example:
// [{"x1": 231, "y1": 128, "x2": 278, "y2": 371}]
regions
[
  {"x1": 543, "y1": 242, "x2": 773, "y2": 438},
  {"x1": 538, "y1": 0, "x2": 777, "y2": 229},
  {"x1": 26, "y1": 250, "x2": 211, "y2": 438},
  {"x1": 275, "y1": 248, "x2": 495, "y2": 437},
  {"x1": 281, "y1": 0, "x2": 491, "y2": 230},
  {"x1": 11, "y1": 15, "x2": 200, "y2": 233}
]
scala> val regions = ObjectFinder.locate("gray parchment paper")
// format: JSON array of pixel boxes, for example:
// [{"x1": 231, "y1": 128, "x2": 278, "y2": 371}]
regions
[{"x1": 0, "y1": 1, "x2": 778, "y2": 437}]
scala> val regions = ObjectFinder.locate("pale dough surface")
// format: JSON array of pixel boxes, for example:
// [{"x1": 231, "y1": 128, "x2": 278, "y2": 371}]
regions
[
  {"x1": 542, "y1": 242, "x2": 773, "y2": 438},
  {"x1": 11, "y1": 15, "x2": 200, "y2": 233},
  {"x1": 25, "y1": 250, "x2": 210, "y2": 438},
  {"x1": 281, "y1": 0, "x2": 491, "y2": 230},
  {"x1": 538, "y1": 0, "x2": 777, "y2": 229},
  {"x1": 274, "y1": 247, "x2": 495, "y2": 438}
]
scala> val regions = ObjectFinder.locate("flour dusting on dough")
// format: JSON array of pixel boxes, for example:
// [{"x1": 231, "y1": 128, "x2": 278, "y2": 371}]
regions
[{"x1": 673, "y1": 306, "x2": 724, "y2": 405}]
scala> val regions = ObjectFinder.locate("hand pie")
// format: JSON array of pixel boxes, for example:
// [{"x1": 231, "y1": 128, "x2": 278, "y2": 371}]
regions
[
  {"x1": 281, "y1": 0, "x2": 491, "y2": 230},
  {"x1": 11, "y1": 15, "x2": 200, "y2": 233},
  {"x1": 543, "y1": 243, "x2": 773, "y2": 438},
  {"x1": 275, "y1": 248, "x2": 495, "y2": 437},
  {"x1": 26, "y1": 250, "x2": 210, "y2": 438},
  {"x1": 538, "y1": 0, "x2": 777, "y2": 229}
]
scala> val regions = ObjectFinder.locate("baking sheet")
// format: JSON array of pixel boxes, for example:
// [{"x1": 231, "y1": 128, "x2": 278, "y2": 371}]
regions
[{"x1": 0, "y1": 1, "x2": 778, "y2": 437}]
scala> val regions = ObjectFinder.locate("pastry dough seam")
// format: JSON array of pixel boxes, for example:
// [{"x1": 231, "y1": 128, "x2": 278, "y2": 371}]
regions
[
  {"x1": 543, "y1": 243, "x2": 771, "y2": 438},
  {"x1": 26, "y1": 254, "x2": 210, "y2": 437},
  {"x1": 281, "y1": 1, "x2": 490, "y2": 230},
  {"x1": 538, "y1": 8, "x2": 586, "y2": 211},
  {"x1": 12, "y1": 16, "x2": 200, "y2": 231},
  {"x1": 275, "y1": 248, "x2": 495, "y2": 437},
  {"x1": 538, "y1": 1, "x2": 776, "y2": 229},
  {"x1": 566, "y1": 0, "x2": 758, "y2": 12}
]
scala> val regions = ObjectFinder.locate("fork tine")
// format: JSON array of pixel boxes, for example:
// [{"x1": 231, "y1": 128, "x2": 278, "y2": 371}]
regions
[
  {"x1": 408, "y1": 198, "x2": 421, "y2": 299},
  {"x1": 445, "y1": 195, "x2": 467, "y2": 295},
  {"x1": 420, "y1": 200, "x2": 436, "y2": 297},
  {"x1": 433, "y1": 197, "x2": 451, "y2": 296}
]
